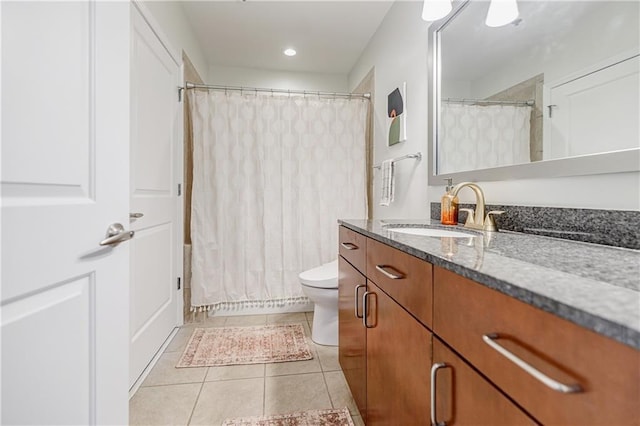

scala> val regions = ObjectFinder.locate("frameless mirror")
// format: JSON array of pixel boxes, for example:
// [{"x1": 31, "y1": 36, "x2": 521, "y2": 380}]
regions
[{"x1": 428, "y1": 0, "x2": 640, "y2": 183}]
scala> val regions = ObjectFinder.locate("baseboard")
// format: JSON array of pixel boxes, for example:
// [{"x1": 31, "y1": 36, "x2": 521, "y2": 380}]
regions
[{"x1": 128, "y1": 327, "x2": 180, "y2": 399}]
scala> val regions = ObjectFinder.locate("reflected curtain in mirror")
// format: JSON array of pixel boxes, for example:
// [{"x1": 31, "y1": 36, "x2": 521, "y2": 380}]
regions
[{"x1": 439, "y1": 103, "x2": 531, "y2": 174}]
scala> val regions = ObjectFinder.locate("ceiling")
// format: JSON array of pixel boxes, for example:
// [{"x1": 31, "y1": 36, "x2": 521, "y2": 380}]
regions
[{"x1": 181, "y1": 0, "x2": 395, "y2": 74}]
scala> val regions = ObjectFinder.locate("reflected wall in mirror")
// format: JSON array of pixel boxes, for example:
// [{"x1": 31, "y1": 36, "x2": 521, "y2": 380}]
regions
[{"x1": 430, "y1": 0, "x2": 640, "y2": 180}]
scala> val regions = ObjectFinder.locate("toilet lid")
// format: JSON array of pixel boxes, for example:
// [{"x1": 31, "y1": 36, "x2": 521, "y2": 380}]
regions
[{"x1": 299, "y1": 260, "x2": 338, "y2": 289}]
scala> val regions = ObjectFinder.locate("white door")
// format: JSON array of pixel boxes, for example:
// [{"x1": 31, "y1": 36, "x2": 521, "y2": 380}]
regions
[
  {"x1": 1, "y1": 2, "x2": 130, "y2": 425},
  {"x1": 545, "y1": 55, "x2": 640, "y2": 160},
  {"x1": 129, "y1": 6, "x2": 183, "y2": 388}
]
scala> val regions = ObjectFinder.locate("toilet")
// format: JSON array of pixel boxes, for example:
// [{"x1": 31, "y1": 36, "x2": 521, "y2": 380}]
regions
[{"x1": 299, "y1": 260, "x2": 339, "y2": 346}]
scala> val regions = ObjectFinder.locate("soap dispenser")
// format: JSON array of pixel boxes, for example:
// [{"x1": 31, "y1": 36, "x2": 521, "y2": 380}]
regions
[{"x1": 441, "y1": 178, "x2": 459, "y2": 225}]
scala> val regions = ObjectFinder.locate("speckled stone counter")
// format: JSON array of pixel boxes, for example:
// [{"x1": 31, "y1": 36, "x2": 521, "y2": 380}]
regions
[{"x1": 338, "y1": 219, "x2": 640, "y2": 350}]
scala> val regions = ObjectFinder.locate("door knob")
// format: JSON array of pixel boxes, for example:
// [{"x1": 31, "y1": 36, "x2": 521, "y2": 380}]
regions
[{"x1": 99, "y1": 223, "x2": 135, "y2": 247}]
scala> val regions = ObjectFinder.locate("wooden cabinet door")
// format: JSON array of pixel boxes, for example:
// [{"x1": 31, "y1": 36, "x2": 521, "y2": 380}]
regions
[
  {"x1": 338, "y1": 257, "x2": 367, "y2": 420},
  {"x1": 432, "y1": 337, "x2": 538, "y2": 426},
  {"x1": 366, "y1": 281, "x2": 431, "y2": 425}
]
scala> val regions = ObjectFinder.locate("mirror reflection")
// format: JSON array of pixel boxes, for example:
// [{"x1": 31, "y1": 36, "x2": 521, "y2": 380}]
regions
[{"x1": 436, "y1": 1, "x2": 639, "y2": 175}]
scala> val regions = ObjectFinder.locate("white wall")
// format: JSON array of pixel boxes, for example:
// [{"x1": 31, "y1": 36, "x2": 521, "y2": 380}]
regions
[
  {"x1": 349, "y1": 1, "x2": 431, "y2": 219},
  {"x1": 207, "y1": 65, "x2": 348, "y2": 92},
  {"x1": 349, "y1": 0, "x2": 640, "y2": 216},
  {"x1": 138, "y1": 1, "x2": 208, "y2": 79}
]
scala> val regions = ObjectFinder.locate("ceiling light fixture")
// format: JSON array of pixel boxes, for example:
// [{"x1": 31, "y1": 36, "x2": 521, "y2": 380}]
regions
[
  {"x1": 283, "y1": 48, "x2": 297, "y2": 57},
  {"x1": 485, "y1": 0, "x2": 519, "y2": 27},
  {"x1": 421, "y1": 0, "x2": 452, "y2": 22}
]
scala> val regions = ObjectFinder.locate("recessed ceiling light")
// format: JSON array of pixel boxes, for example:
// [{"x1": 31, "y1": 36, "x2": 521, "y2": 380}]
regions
[{"x1": 284, "y1": 48, "x2": 297, "y2": 57}]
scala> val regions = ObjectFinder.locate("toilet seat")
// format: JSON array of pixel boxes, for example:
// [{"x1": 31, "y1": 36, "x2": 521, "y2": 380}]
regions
[{"x1": 299, "y1": 260, "x2": 338, "y2": 289}]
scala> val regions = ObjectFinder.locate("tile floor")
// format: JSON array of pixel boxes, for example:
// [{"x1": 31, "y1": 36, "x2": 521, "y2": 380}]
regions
[{"x1": 129, "y1": 312, "x2": 364, "y2": 426}]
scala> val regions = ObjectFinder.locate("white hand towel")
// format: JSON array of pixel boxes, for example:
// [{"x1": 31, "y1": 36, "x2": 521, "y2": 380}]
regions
[{"x1": 380, "y1": 159, "x2": 395, "y2": 206}]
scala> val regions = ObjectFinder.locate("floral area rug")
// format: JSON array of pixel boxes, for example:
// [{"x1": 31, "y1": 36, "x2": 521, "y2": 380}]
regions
[
  {"x1": 221, "y1": 408, "x2": 354, "y2": 426},
  {"x1": 176, "y1": 323, "x2": 313, "y2": 367}
]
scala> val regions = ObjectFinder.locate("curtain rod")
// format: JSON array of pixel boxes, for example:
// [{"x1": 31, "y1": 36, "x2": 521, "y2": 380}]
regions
[
  {"x1": 179, "y1": 81, "x2": 370, "y2": 101},
  {"x1": 443, "y1": 98, "x2": 534, "y2": 106}
]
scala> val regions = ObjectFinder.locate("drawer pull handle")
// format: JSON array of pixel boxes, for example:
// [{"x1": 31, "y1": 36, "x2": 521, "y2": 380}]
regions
[
  {"x1": 430, "y1": 363, "x2": 449, "y2": 426},
  {"x1": 375, "y1": 264, "x2": 405, "y2": 280},
  {"x1": 341, "y1": 242, "x2": 358, "y2": 250},
  {"x1": 482, "y1": 333, "x2": 583, "y2": 394},
  {"x1": 354, "y1": 284, "x2": 366, "y2": 319},
  {"x1": 362, "y1": 291, "x2": 374, "y2": 328}
]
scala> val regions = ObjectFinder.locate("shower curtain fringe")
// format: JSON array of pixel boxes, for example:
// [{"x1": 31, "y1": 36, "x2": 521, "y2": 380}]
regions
[{"x1": 190, "y1": 296, "x2": 311, "y2": 313}]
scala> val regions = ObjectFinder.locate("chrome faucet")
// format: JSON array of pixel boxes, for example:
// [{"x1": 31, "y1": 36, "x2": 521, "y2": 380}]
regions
[{"x1": 450, "y1": 182, "x2": 504, "y2": 231}]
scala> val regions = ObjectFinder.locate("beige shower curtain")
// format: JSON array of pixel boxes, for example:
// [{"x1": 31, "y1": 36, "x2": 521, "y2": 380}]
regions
[
  {"x1": 189, "y1": 89, "x2": 368, "y2": 311},
  {"x1": 439, "y1": 103, "x2": 532, "y2": 174}
]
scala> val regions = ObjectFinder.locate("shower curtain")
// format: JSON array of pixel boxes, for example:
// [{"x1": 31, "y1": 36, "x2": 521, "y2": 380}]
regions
[
  {"x1": 189, "y1": 90, "x2": 368, "y2": 311},
  {"x1": 438, "y1": 103, "x2": 531, "y2": 174}
]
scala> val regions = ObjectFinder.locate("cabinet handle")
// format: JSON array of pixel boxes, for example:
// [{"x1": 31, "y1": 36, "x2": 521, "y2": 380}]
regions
[
  {"x1": 375, "y1": 264, "x2": 405, "y2": 280},
  {"x1": 430, "y1": 363, "x2": 449, "y2": 426},
  {"x1": 362, "y1": 291, "x2": 374, "y2": 328},
  {"x1": 354, "y1": 284, "x2": 366, "y2": 318},
  {"x1": 482, "y1": 333, "x2": 582, "y2": 394},
  {"x1": 341, "y1": 242, "x2": 358, "y2": 250}
]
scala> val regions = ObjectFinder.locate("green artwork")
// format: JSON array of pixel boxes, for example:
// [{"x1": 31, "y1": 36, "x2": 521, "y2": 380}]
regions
[{"x1": 389, "y1": 116, "x2": 401, "y2": 146}]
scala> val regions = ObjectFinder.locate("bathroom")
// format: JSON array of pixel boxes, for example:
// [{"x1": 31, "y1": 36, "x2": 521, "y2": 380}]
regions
[{"x1": 1, "y1": 0, "x2": 638, "y2": 425}]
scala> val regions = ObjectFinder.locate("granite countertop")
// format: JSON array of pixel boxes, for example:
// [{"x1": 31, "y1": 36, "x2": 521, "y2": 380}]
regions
[{"x1": 338, "y1": 219, "x2": 640, "y2": 350}]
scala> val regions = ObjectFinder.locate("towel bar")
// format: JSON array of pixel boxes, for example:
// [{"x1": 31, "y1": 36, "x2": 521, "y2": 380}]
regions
[{"x1": 373, "y1": 152, "x2": 422, "y2": 169}]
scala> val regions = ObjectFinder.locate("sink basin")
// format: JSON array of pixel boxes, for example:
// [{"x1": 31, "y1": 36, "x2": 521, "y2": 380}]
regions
[{"x1": 385, "y1": 227, "x2": 475, "y2": 238}]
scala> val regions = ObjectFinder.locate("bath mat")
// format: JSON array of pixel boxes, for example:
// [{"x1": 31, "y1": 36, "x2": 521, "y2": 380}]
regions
[
  {"x1": 221, "y1": 407, "x2": 354, "y2": 426},
  {"x1": 176, "y1": 323, "x2": 313, "y2": 367}
]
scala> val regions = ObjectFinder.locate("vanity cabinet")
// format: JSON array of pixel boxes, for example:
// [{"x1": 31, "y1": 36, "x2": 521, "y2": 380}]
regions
[
  {"x1": 433, "y1": 266, "x2": 640, "y2": 425},
  {"x1": 338, "y1": 225, "x2": 640, "y2": 425}
]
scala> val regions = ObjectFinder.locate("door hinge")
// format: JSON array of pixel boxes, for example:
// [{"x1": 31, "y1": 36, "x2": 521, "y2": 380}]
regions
[
  {"x1": 177, "y1": 277, "x2": 181, "y2": 290},
  {"x1": 178, "y1": 183, "x2": 182, "y2": 196}
]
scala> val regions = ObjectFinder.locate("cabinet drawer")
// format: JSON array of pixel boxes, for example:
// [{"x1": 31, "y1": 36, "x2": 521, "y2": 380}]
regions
[
  {"x1": 434, "y1": 266, "x2": 640, "y2": 425},
  {"x1": 339, "y1": 226, "x2": 366, "y2": 274},
  {"x1": 366, "y1": 238, "x2": 433, "y2": 328}
]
